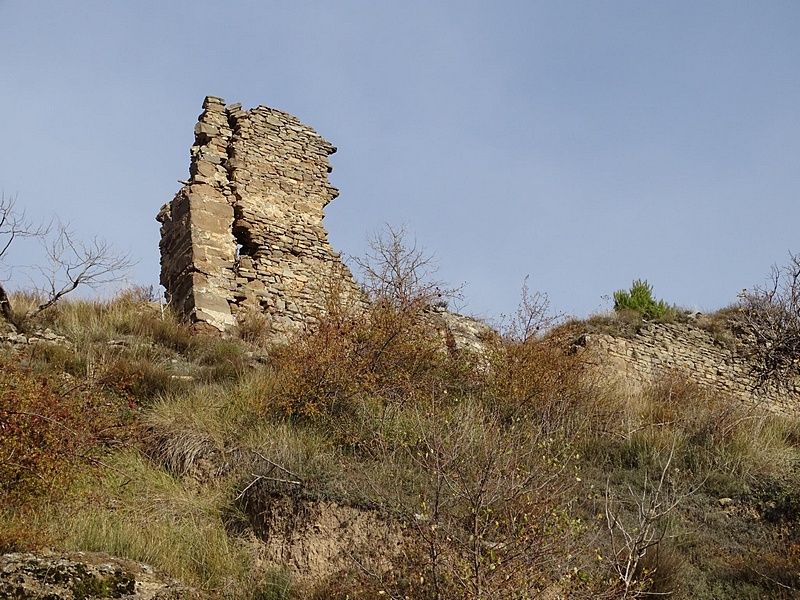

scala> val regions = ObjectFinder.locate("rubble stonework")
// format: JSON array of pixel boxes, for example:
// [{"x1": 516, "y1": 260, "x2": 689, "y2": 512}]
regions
[
  {"x1": 157, "y1": 96, "x2": 362, "y2": 336},
  {"x1": 575, "y1": 321, "x2": 800, "y2": 414}
]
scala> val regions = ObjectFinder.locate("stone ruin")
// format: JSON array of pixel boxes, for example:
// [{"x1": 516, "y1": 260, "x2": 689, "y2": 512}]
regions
[
  {"x1": 574, "y1": 318, "x2": 800, "y2": 414},
  {"x1": 157, "y1": 96, "x2": 362, "y2": 337}
]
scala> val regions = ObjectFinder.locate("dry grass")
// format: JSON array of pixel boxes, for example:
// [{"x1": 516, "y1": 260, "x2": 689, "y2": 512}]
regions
[
  {"x1": 574, "y1": 373, "x2": 800, "y2": 598},
  {"x1": 3, "y1": 290, "x2": 800, "y2": 599},
  {"x1": 54, "y1": 450, "x2": 257, "y2": 594},
  {"x1": 582, "y1": 373, "x2": 800, "y2": 489}
]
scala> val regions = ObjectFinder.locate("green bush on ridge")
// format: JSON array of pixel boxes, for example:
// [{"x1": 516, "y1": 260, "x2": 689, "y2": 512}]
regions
[{"x1": 613, "y1": 279, "x2": 677, "y2": 320}]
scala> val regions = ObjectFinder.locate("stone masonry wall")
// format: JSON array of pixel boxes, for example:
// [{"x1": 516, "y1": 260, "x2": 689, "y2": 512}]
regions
[
  {"x1": 157, "y1": 96, "x2": 363, "y2": 337},
  {"x1": 576, "y1": 321, "x2": 800, "y2": 414}
]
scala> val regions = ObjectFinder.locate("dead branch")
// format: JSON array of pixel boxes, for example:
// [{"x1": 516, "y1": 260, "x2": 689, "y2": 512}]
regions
[
  {"x1": 26, "y1": 221, "x2": 134, "y2": 318},
  {"x1": 0, "y1": 197, "x2": 133, "y2": 324},
  {"x1": 0, "y1": 193, "x2": 49, "y2": 322},
  {"x1": 736, "y1": 251, "x2": 800, "y2": 387},
  {"x1": 0, "y1": 193, "x2": 47, "y2": 260}
]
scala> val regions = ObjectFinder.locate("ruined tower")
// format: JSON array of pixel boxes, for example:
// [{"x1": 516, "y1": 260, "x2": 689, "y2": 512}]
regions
[{"x1": 157, "y1": 96, "x2": 362, "y2": 337}]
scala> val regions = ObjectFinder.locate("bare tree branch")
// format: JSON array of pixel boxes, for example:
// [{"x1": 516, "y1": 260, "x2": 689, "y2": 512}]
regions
[
  {"x1": 735, "y1": 251, "x2": 800, "y2": 387},
  {"x1": 0, "y1": 195, "x2": 134, "y2": 324},
  {"x1": 0, "y1": 193, "x2": 49, "y2": 322},
  {"x1": 0, "y1": 192, "x2": 48, "y2": 260},
  {"x1": 26, "y1": 221, "x2": 134, "y2": 318}
]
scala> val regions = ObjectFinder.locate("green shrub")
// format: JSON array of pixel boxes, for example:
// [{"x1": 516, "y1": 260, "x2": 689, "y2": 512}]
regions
[{"x1": 613, "y1": 279, "x2": 676, "y2": 320}]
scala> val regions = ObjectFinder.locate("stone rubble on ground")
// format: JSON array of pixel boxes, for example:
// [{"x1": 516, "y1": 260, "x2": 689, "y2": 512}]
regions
[{"x1": 0, "y1": 327, "x2": 70, "y2": 347}]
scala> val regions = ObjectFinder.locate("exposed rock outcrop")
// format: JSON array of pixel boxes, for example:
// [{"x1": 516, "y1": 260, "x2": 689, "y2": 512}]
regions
[
  {"x1": 423, "y1": 306, "x2": 496, "y2": 356},
  {"x1": 0, "y1": 552, "x2": 198, "y2": 600}
]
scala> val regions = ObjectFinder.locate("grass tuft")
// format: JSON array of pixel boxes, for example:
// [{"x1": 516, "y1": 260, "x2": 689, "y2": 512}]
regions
[{"x1": 2, "y1": 289, "x2": 800, "y2": 599}]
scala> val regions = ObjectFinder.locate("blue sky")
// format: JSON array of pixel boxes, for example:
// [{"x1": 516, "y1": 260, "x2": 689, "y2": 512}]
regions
[{"x1": 2, "y1": 1, "x2": 799, "y2": 321}]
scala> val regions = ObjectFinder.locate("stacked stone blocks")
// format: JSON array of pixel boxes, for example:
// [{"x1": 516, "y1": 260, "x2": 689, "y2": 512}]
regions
[
  {"x1": 158, "y1": 96, "x2": 362, "y2": 337},
  {"x1": 579, "y1": 321, "x2": 800, "y2": 414}
]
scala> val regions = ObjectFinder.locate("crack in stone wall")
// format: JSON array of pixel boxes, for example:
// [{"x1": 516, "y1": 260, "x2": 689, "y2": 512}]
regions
[{"x1": 157, "y1": 96, "x2": 363, "y2": 338}]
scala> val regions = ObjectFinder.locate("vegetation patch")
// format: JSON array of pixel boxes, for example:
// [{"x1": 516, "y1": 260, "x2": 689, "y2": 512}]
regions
[
  {"x1": 1, "y1": 242, "x2": 800, "y2": 598},
  {"x1": 613, "y1": 279, "x2": 678, "y2": 321}
]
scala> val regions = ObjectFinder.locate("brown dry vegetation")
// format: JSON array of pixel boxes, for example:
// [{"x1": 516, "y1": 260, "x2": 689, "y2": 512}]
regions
[{"x1": 1, "y1": 286, "x2": 799, "y2": 600}]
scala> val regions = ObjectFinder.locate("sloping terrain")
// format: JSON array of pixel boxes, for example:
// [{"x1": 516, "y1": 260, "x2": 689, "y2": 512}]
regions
[{"x1": 1, "y1": 292, "x2": 799, "y2": 599}]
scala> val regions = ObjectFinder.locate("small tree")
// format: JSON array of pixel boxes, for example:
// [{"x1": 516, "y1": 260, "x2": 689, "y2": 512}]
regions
[
  {"x1": 613, "y1": 279, "x2": 674, "y2": 320},
  {"x1": 0, "y1": 194, "x2": 46, "y2": 321},
  {"x1": 360, "y1": 397, "x2": 583, "y2": 600},
  {"x1": 604, "y1": 443, "x2": 690, "y2": 598},
  {"x1": 0, "y1": 193, "x2": 133, "y2": 325},
  {"x1": 350, "y1": 223, "x2": 461, "y2": 311},
  {"x1": 736, "y1": 252, "x2": 800, "y2": 386}
]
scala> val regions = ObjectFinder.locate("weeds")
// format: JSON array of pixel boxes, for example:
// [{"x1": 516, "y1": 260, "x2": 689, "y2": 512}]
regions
[
  {"x1": 0, "y1": 362, "x2": 135, "y2": 551},
  {"x1": 2, "y1": 283, "x2": 800, "y2": 600}
]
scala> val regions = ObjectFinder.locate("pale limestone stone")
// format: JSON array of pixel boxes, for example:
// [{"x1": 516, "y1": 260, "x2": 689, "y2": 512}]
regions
[{"x1": 158, "y1": 96, "x2": 365, "y2": 337}]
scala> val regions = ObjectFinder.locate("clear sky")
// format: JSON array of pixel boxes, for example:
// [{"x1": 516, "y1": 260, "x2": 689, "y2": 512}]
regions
[{"x1": 2, "y1": 1, "x2": 799, "y2": 321}]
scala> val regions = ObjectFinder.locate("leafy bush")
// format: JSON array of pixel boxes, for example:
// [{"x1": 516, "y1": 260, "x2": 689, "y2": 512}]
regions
[
  {"x1": 613, "y1": 279, "x2": 676, "y2": 320},
  {"x1": 265, "y1": 225, "x2": 473, "y2": 432},
  {"x1": 265, "y1": 300, "x2": 470, "y2": 427},
  {"x1": 0, "y1": 363, "x2": 135, "y2": 550}
]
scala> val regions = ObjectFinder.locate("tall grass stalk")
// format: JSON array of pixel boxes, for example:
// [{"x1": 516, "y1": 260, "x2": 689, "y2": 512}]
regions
[{"x1": 56, "y1": 450, "x2": 255, "y2": 593}]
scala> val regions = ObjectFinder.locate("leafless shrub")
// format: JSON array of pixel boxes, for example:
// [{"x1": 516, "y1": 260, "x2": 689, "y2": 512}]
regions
[
  {"x1": 501, "y1": 276, "x2": 562, "y2": 343},
  {"x1": 604, "y1": 443, "x2": 691, "y2": 598},
  {"x1": 0, "y1": 194, "x2": 133, "y2": 325},
  {"x1": 350, "y1": 223, "x2": 462, "y2": 311},
  {"x1": 736, "y1": 252, "x2": 800, "y2": 387}
]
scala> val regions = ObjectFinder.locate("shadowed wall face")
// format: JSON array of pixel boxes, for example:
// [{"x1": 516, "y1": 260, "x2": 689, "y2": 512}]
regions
[{"x1": 157, "y1": 96, "x2": 361, "y2": 337}]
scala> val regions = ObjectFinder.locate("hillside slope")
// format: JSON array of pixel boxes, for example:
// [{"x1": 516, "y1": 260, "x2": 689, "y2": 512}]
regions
[{"x1": 1, "y1": 293, "x2": 799, "y2": 599}]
